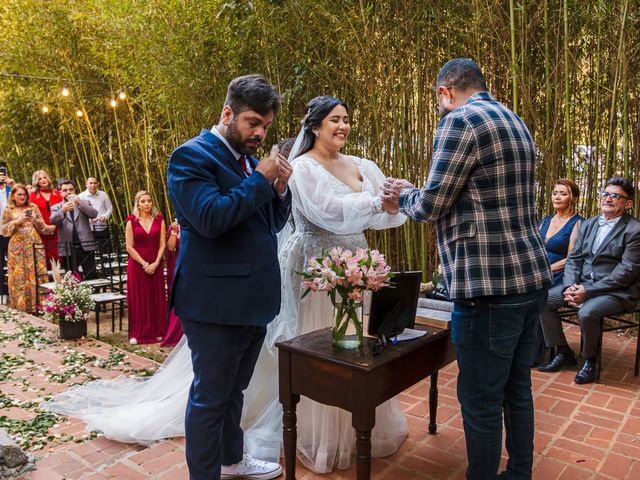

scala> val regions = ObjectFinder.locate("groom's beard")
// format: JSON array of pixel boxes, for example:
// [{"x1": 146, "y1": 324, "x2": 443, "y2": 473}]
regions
[{"x1": 226, "y1": 120, "x2": 263, "y2": 155}]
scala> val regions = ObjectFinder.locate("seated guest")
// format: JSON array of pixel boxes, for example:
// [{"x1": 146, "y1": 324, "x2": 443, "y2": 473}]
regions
[
  {"x1": 160, "y1": 218, "x2": 182, "y2": 347},
  {"x1": 531, "y1": 179, "x2": 584, "y2": 366},
  {"x1": 540, "y1": 179, "x2": 584, "y2": 284},
  {"x1": 30, "y1": 169, "x2": 62, "y2": 264},
  {"x1": 0, "y1": 184, "x2": 48, "y2": 313},
  {"x1": 538, "y1": 177, "x2": 640, "y2": 384},
  {"x1": 50, "y1": 180, "x2": 99, "y2": 278},
  {"x1": 125, "y1": 191, "x2": 167, "y2": 345}
]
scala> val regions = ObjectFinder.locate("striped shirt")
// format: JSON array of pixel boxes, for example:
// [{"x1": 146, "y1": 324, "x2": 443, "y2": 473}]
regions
[{"x1": 399, "y1": 91, "x2": 552, "y2": 299}]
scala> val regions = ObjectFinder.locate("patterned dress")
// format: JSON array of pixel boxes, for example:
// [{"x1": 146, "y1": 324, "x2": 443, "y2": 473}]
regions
[{"x1": 1, "y1": 205, "x2": 48, "y2": 313}]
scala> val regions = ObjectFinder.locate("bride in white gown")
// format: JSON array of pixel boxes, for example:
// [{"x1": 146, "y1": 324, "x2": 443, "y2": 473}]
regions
[{"x1": 42, "y1": 95, "x2": 409, "y2": 473}]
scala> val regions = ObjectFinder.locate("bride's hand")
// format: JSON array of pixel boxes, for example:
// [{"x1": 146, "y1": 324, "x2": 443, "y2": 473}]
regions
[
  {"x1": 381, "y1": 193, "x2": 400, "y2": 215},
  {"x1": 383, "y1": 178, "x2": 414, "y2": 196}
]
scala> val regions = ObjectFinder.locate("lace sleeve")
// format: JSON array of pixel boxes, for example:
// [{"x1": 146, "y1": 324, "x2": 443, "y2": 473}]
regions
[
  {"x1": 289, "y1": 156, "x2": 406, "y2": 234},
  {"x1": 358, "y1": 158, "x2": 407, "y2": 230}
]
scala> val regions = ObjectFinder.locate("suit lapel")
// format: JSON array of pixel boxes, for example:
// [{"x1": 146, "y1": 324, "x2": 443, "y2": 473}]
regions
[
  {"x1": 584, "y1": 218, "x2": 599, "y2": 253},
  {"x1": 199, "y1": 129, "x2": 246, "y2": 178},
  {"x1": 199, "y1": 130, "x2": 272, "y2": 228},
  {"x1": 248, "y1": 155, "x2": 274, "y2": 229}
]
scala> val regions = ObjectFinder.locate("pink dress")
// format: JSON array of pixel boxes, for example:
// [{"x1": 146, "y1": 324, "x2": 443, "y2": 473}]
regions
[
  {"x1": 160, "y1": 224, "x2": 183, "y2": 347},
  {"x1": 126, "y1": 214, "x2": 167, "y2": 343}
]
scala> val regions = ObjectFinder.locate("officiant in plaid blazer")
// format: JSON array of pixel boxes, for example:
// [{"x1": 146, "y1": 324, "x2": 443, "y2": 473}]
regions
[{"x1": 383, "y1": 58, "x2": 552, "y2": 480}]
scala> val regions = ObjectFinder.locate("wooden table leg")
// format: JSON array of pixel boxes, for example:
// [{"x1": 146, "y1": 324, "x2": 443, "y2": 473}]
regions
[
  {"x1": 428, "y1": 371, "x2": 439, "y2": 434},
  {"x1": 282, "y1": 393, "x2": 300, "y2": 479},
  {"x1": 355, "y1": 429, "x2": 372, "y2": 480}
]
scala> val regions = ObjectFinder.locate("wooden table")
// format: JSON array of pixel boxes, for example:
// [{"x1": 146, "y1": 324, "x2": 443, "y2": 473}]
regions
[{"x1": 277, "y1": 325, "x2": 456, "y2": 480}]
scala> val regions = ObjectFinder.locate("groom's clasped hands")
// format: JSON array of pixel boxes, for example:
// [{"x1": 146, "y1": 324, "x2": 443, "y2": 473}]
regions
[
  {"x1": 255, "y1": 145, "x2": 292, "y2": 195},
  {"x1": 381, "y1": 177, "x2": 415, "y2": 214}
]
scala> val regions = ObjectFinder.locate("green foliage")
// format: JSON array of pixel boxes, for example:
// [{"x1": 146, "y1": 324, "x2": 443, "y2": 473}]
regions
[
  {"x1": 0, "y1": 412, "x2": 60, "y2": 451},
  {"x1": 1, "y1": 0, "x2": 639, "y2": 276}
]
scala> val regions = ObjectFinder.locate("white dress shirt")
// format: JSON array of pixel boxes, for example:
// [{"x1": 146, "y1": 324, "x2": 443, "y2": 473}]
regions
[
  {"x1": 0, "y1": 186, "x2": 7, "y2": 219},
  {"x1": 592, "y1": 215, "x2": 621, "y2": 253},
  {"x1": 78, "y1": 189, "x2": 112, "y2": 231}
]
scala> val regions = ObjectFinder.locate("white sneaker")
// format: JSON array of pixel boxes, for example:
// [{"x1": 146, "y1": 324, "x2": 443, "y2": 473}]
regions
[
  {"x1": 129, "y1": 338, "x2": 138, "y2": 345},
  {"x1": 220, "y1": 454, "x2": 282, "y2": 479}
]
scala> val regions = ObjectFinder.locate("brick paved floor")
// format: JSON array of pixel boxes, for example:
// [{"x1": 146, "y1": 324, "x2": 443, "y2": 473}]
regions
[{"x1": 1, "y1": 307, "x2": 639, "y2": 479}]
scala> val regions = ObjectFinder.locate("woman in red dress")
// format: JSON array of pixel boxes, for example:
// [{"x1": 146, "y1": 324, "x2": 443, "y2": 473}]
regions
[
  {"x1": 29, "y1": 170, "x2": 61, "y2": 263},
  {"x1": 160, "y1": 219, "x2": 183, "y2": 347},
  {"x1": 125, "y1": 190, "x2": 167, "y2": 344}
]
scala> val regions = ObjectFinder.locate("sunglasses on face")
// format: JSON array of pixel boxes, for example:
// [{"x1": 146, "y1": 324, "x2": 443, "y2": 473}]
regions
[{"x1": 600, "y1": 191, "x2": 629, "y2": 201}]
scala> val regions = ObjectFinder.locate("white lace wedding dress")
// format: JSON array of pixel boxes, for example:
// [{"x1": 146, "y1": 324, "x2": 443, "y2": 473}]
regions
[{"x1": 42, "y1": 153, "x2": 408, "y2": 473}]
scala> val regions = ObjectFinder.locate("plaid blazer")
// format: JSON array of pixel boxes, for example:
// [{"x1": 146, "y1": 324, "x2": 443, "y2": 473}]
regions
[{"x1": 399, "y1": 92, "x2": 552, "y2": 299}]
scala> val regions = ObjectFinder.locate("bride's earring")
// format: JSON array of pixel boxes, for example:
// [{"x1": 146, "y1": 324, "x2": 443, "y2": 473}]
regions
[{"x1": 313, "y1": 130, "x2": 320, "y2": 138}]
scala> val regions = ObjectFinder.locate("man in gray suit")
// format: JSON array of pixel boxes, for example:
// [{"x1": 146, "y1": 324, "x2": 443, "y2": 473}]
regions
[
  {"x1": 50, "y1": 179, "x2": 98, "y2": 278},
  {"x1": 539, "y1": 177, "x2": 640, "y2": 384}
]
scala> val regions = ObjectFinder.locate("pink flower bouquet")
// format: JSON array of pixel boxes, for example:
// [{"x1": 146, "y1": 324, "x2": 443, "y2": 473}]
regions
[
  {"x1": 298, "y1": 247, "x2": 393, "y2": 348},
  {"x1": 40, "y1": 272, "x2": 95, "y2": 324}
]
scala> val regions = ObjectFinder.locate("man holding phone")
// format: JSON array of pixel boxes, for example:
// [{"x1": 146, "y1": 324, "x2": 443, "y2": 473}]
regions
[
  {"x1": 0, "y1": 164, "x2": 14, "y2": 303},
  {"x1": 50, "y1": 180, "x2": 99, "y2": 278}
]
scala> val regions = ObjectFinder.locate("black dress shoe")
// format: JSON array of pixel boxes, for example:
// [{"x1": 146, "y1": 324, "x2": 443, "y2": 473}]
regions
[
  {"x1": 574, "y1": 360, "x2": 597, "y2": 384},
  {"x1": 537, "y1": 350, "x2": 577, "y2": 372}
]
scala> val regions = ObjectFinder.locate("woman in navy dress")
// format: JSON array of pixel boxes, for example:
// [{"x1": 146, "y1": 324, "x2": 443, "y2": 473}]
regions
[{"x1": 532, "y1": 179, "x2": 583, "y2": 365}]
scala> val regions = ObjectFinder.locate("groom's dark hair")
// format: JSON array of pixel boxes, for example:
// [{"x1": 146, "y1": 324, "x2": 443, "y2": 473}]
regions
[
  {"x1": 436, "y1": 58, "x2": 486, "y2": 92},
  {"x1": 224, "y1": 74, "x2": 281, "y2": 116}
]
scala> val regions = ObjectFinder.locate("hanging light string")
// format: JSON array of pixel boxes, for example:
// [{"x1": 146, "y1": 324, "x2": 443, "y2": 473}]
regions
[
  {"x1": 0, "y1": 72, "x2": 130, "y2": 116},
  {"x1": 0, "y1": 72, "x2": 108, "y2": 84}
]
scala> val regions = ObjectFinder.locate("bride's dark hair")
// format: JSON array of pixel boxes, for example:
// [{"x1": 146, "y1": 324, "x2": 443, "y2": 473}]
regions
[{"x1": 295, "y1": 95, "x2": 349, "y2": 157}]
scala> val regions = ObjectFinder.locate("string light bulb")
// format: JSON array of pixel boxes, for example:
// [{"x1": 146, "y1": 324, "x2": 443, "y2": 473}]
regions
[
  {"x1": 76, "y1": 109, "x2": 83, "y2": 117},
  {"x1": 61, "y1": 86, "x2": 70, "y2": 97},
  {"x1": 41, "y1": 105, "x2": 50, "y2": 114},
  {"x1": 110, "y1": 99, "x2": 117, "y2": 108},
  {"x1": 118, "y1": 91, "x2": 126, "y2": 100}
]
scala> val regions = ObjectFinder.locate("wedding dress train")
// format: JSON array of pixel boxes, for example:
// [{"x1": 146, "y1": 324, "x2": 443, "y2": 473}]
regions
[{"x1": 42, "y1": 153, "x2": 409, "y2": 473}]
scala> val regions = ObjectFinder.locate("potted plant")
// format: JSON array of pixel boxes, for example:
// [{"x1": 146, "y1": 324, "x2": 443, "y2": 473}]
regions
[
  {"x1": 298, "y1": 247, "x2": 393, "y2": 349},
  {"x1": 40, "y1": 269, "x2": 95, "y2": 340}
]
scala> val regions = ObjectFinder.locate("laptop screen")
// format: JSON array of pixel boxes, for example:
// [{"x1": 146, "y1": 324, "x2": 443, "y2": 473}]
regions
[{"x1": 367, "y1": 271, "x2": 421, "y2": 337}]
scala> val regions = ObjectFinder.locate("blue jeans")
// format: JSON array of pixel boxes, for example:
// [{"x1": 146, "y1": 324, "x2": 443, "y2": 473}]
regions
[{"x1": 451, "y1": 288, "x2": 547, "y2": 480}]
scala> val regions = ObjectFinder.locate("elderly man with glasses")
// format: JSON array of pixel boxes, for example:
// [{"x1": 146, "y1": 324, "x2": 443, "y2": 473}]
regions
[{"x1": 538, "y1": 176, "x2": 640, "y2": 383}]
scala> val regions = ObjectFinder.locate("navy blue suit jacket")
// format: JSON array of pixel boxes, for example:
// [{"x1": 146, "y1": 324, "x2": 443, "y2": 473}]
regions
[{"x1": 167, "y1": 129, "x2": 292, "y2": 326}]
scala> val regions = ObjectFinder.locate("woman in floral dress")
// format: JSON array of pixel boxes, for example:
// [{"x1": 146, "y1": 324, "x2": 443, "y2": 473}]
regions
[{"x1": 1, "y1": 184, "x2": 48, "y2": 313}]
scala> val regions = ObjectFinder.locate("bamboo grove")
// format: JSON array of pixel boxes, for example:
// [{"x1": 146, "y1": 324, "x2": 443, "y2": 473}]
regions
[{"x1": 1, "y1": 0, "x2": 639, "y2": 277}]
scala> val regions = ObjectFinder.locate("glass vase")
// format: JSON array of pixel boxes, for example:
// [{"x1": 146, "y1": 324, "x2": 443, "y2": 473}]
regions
[{"x1": 332, "y1": 300, "x2": 363, "y2": 349}]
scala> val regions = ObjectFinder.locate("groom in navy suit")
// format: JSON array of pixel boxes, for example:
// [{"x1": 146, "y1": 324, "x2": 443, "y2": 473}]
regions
[{"x1": 168, "y1": 75, "x2": 292, "y2": 480}]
